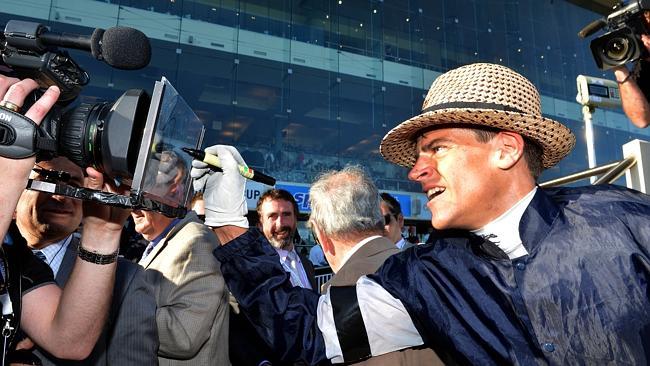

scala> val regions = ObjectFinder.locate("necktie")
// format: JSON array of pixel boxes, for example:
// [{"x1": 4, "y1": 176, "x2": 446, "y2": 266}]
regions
[
  {"x1": 140, "y1": 242, "x2": 156, "y2": 263},
  {"x1": 34, "y1": 251, "x2": 47, "y2": 263},
  {"x1": 286, "y1": 251, "x2": 310, "y2": 289}
]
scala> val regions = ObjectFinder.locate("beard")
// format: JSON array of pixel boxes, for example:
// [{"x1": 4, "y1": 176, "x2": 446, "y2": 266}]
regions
[{"x1": 267, "y1": 227, "x2": 295, "y2": 250}]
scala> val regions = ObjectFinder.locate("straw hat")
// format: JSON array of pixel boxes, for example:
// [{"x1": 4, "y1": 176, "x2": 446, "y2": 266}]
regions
[{"x1": 380, "y1": 63, "x2": 575, "y2": 169}]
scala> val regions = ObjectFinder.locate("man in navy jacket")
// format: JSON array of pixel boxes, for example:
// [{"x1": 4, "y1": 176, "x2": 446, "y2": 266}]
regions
[{"x1": 194, "y1": 63, "x2": 650, "y2": 365}]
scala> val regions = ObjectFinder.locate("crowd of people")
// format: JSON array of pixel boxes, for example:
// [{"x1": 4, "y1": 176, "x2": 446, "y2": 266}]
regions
[{"x1": 1, "y1": 43, "x2": 650, "y2": 366}]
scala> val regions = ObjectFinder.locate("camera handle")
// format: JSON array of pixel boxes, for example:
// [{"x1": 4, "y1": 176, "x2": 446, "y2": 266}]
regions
[
  {"x1": 0, "y1": 108, "x2": 56, "y2": 159},
  {"x1": 26, "y1": 179, "x2": 188, "y2": 218}
]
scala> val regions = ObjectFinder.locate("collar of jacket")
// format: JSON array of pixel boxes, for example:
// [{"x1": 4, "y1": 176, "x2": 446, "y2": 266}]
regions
[{"x1": 434, "y1": 188, "x2": 562, "y2": 261}]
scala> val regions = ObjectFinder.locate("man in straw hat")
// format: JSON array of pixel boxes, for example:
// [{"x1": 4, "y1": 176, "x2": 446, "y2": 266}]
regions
[{"x1": 193, "y1": 63, "x2": 650, "y2": 365}]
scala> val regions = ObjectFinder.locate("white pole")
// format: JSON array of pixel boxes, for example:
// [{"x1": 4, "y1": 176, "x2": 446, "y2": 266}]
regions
[{"x1": 582, "y1": 105, "x2": 597, "y2": 184}]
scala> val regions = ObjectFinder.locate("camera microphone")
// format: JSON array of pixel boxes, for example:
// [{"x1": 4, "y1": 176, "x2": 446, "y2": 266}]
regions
[
  {"x1": 4, "y1": 20, "x2": 151, "y2": 70},
  {"x1": 41, "y1": 26, "x2": 152, "y2": 70},
  {"x1": 578, "y1": 18, "x2": 607, "y2": 39}
]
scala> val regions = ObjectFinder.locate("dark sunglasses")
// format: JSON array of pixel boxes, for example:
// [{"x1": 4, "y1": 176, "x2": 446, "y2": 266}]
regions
[{"x1": 384, "y1": 213, "x2": 393, "y2": 225}]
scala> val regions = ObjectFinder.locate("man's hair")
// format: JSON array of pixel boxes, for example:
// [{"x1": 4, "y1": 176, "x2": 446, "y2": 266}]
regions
[
  {"x1": 256, "y1": 189, "x2": 299, "y2": 218},
  {"x1": 309, "y1": 165, "x2": 383, "y2": 240},
  {"x1": 468, "y1": 127, "x2": 544, "y2": 180},
  {"x1": 380, "y1": 192, "x2": 402, "y2": 216}
]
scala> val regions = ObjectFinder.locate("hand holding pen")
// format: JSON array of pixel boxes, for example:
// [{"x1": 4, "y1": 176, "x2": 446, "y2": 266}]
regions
[{"x1": 183, "y1": 147, "x2": 276, "y2": 186}]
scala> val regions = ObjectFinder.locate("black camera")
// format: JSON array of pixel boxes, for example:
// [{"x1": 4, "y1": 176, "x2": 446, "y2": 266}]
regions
[
  {"x1": 579, "y1": 0, "x2": 650, "y2": 70},
  {"x1": 0, "y1": 20, "x2": 152, "y2": 182},
  {"x1": 0, "y1": 20, "x2": 207, "y2": 218}
]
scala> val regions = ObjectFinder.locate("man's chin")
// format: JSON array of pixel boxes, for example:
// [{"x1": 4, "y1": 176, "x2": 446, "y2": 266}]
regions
[{"x1": 268, "y1": 238, "x2": 293, "y2": 250}]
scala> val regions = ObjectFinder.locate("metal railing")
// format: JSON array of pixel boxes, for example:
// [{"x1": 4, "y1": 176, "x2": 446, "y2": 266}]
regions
[
  {"x1": 540, "y1": 139, "x2": 649, "y2": 192},
  {"x1": 540, "y1": 156, "x2": 637, "y2": 188}
]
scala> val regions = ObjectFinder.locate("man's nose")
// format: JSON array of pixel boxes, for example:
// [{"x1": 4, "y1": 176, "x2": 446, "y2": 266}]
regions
[
  {"x1": 408, "y1": 155, "x2": 435, "y2": 182},
  {"x1": 274, "y1": 215, "x2": 289, "y2": 227}
]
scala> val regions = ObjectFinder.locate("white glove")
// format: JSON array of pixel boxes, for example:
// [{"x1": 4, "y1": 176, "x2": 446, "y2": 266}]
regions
[{"x1": 191, "y1": 145, "x2": 249, "y2": 228}]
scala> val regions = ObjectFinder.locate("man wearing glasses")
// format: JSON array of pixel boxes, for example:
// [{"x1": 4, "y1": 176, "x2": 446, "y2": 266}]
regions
[{"x1": 380, "y1": 193, "x2": 413, "y2": 251}]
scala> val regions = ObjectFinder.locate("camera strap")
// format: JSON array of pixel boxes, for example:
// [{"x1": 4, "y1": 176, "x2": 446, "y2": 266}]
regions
[
  {"x1": 0, "y1": 108, "x2": 56, "y2": 159},
  {"x1": 0, "y1": 247, "x2": 16, "y2": 366}
]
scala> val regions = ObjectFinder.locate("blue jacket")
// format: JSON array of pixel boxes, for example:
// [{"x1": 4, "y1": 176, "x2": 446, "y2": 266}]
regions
[{"x1": 214, "y1": 185, "x2": 650, "y2": 365}]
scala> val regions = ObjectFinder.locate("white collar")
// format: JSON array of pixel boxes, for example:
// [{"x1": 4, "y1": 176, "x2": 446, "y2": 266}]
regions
[
  {"x1": 275, "y1": 246, "x2": 299, "y2": 262},
  {"x1": 339, "y1": 235, "x2": 383, "y2": 269},
  {"x1": 395, "y1": 237, "x2": 406, "y2": 250},
  {"x1": 472, "y1": 187, "x2": 537, "y2": 259}
]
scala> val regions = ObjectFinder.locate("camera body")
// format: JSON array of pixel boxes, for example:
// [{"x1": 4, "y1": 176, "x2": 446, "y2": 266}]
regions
[
  {"x1": 576, "y1": 75, "x2": 622, "y2": 108},
  {"x1": 0, "y1": 20, "x2": 204, "y2": 217},
  {"x1": 0, "y1": 20, "x2": 149, "y2": 183},
  {"x1": 587, "y1": 0, "x2": 650, "y2": 70}
]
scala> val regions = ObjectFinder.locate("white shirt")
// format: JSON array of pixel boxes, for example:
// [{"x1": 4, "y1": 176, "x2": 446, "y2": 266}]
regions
[
  {"x1": 318, "y1": 277, "x2": 424, "y2": 363},
  {"x1": 472, "y1": 187, "x2": 537, "y2": 259},
  {"x1": 33, "y1": 234, "x2": 73, "y2": 277},
  {"x1": 395, "y1": 238, "x2": 407, "y2": 250},
  {"x1": 275, "y1": 247, "x2": 312, "y2": 290}
]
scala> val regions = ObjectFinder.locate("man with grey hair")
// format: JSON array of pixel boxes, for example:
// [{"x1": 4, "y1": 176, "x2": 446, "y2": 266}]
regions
[{"x1": 194, "y1": 151, "x2": 440, "y2": 364}]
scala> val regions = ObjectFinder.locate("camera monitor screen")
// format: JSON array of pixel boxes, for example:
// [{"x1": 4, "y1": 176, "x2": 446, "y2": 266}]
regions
[{"x1": 131, "y1": 77, "x2": 205, "y2": 213}]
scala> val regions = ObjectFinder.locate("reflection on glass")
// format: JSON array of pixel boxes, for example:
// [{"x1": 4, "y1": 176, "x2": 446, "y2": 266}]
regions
[{"x1": 140, "y1": 78, "x2": 203, "y2": 209}]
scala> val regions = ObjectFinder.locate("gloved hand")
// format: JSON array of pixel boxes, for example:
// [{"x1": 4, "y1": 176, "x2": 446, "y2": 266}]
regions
[{"x1": 191, "y1": 145, "x2": 249, "y2": 228}]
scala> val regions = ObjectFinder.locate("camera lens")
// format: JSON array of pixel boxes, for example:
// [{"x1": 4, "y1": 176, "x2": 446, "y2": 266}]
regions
[
  {"x1": 58, "y1": 89, "x2": 149, "y2": 182},
  {"x1": 604, "y1": 36, "x2": 631, "y2": 61}
]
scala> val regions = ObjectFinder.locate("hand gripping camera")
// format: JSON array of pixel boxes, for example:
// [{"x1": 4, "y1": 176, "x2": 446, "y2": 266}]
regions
[{"x1": 579, "y1": 0, "x2": 650, "y2": 70}]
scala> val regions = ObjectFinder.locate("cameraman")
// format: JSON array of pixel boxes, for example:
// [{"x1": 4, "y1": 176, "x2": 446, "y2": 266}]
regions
[
  {"x1": 612, "y1": 11, "x2": 650, "y2": 128},
  {"x1": 0, "y1": 75, "x2": 130, "y2": 361}
]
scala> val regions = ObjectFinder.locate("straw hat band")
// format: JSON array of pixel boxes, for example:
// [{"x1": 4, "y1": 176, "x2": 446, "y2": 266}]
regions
[{"x1": 421, "y1": 102, "x2": 525, "y2": 114}]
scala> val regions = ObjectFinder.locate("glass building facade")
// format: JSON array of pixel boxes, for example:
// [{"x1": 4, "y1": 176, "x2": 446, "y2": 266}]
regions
[{"x1": 2, "y1": 0, "x2": 649, "y2": 227}]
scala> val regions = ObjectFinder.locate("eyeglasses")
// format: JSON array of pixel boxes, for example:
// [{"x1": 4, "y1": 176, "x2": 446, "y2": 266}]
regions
[{"x1": 384, "y1": 213, "x2": 393, "y2": 225}]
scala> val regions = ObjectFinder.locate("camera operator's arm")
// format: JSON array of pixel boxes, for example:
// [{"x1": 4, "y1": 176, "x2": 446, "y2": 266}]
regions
[
  {"x1": 20, "y1": 168, "x2": 130, "y2": 359},
  {"x1": 614, "y1": 62, "x2": 650, "y2": 128},
  {"x1": 0, "y1": 76, "x2": 60, "y2": 240}
]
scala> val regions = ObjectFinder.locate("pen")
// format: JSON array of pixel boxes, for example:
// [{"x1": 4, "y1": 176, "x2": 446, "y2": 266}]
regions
[{"x1": 182, "y1": 147, "x2": 276, "y2": 186}]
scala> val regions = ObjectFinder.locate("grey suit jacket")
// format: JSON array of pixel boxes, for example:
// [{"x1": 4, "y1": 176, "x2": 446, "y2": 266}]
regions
[
  {"x1": 34, "y1": 234, "x2": 158, "y2": 365},
  {"x1": 324, "y1": 236, "x2": 444, "y2": 366},
  {"x1": 140, "y1": 213, "x2": 229, "y2": 366}
]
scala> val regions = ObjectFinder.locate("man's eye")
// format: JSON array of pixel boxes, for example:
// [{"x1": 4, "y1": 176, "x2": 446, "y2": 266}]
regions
[{"x1": 431, "y1": 145, "x2": 447, "y2": 153}]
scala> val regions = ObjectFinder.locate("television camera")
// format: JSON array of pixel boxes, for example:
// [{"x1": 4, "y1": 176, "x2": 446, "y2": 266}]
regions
[
  {"x1": 579, "y1": 0, "x2": 650, "y2": 70},
  {"x1": 0, "y1": 20, "x2": 205, "y2": 217}
]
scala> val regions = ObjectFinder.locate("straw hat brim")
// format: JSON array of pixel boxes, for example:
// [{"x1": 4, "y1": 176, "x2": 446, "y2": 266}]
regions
[{"x1": 380, "y1": 107, "x2": 576, "y2": 169}]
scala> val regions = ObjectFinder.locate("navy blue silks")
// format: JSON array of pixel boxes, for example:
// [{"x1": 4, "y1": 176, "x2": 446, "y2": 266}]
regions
[{"x1": 215, "y1": 185, "x2": 650, "y2": 365}]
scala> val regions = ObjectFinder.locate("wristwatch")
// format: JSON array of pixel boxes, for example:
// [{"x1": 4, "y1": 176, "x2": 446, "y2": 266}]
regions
[{"x1": 77, "y1": 244, "x2": 119, "y2": 265}]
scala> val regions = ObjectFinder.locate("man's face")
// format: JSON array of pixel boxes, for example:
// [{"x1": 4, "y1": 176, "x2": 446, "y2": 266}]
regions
[
  {"x1": 380, "y1": 201, "x2": 403, "y2": 245},
  {"x1": 131, "y1": 209, "x2": 172, "y2": 241},
  {"x1": 408, "y1": 128, "x2": 502, "y2": 230},
  {"x1": 15, "y1": 157, "x2": 84, "y2": 248},
  {"x1": 258, "y1": 198, "x2": 297, "y2": 250}
]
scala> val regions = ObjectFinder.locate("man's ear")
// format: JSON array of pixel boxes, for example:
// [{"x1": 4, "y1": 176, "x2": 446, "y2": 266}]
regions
[{"x1": 493, "y1": 131, "x2": 525, "y2": 170}]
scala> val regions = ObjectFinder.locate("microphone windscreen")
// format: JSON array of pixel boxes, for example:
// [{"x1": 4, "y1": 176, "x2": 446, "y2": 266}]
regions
[
  {"x1": 101, "y1": 27, "x2": 152, "y2": 70},
  {"x1": 90, "y1": 28, "x2": 105, "y2": 59}
]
